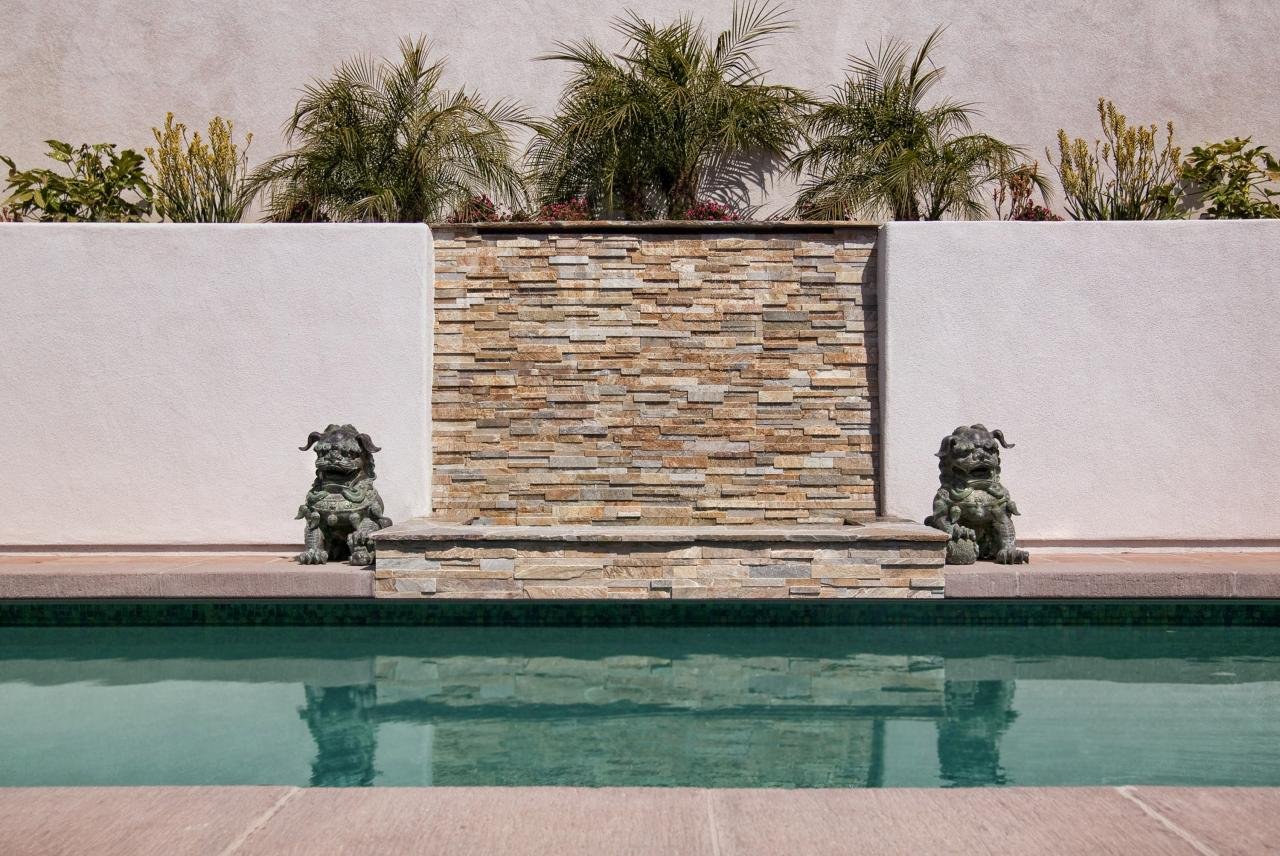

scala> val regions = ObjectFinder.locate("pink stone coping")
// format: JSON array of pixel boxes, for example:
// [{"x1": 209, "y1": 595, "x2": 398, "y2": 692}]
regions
[
  {"x1": 946, "y1": 551, "x2": 1280, "y2": 599},
  {"x1": 0, "y1": 554, "x2": 372, "y2": 599},
  {"x1": 3, "y1": 550, "x2": 1278, "y2": 601},
  {"x1": 0, "y1": 785, "x2": 1274, "y2": 855}
]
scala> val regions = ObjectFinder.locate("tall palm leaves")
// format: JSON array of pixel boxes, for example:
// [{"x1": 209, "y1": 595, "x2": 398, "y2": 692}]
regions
[
  {"x1": 791, "y1": 29, "x2": 1036, "y2": 220},
  {"x1": 528, "y1": 2, "x2": 808, "y2": 219},
  {"x1": 247, "y1": 37, "x2": 527, "y2": 222}
]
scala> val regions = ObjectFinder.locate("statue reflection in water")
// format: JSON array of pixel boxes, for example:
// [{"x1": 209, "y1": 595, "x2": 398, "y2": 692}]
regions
[
  {"x1": 299, "y1": 684, "x2": 379, "y2": 787},
  {"x1": 937, "y1": 679, "x2": 1018, "y2": 787}
]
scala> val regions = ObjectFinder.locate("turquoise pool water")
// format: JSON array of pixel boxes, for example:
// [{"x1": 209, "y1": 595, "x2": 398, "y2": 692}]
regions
[{"x1": 2, "y1": 623, "x2": 1279, "y2": 788}]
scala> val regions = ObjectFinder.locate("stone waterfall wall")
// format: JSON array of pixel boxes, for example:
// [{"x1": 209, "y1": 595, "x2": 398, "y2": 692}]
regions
[{"x1": 431, "y1": 223, "x2": 881, "y2": 527}]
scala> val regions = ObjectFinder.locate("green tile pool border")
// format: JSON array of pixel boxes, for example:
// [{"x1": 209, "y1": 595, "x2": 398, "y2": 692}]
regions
[{"x1": 3, "y1": 599, "x2": 1280, "y2": 627}]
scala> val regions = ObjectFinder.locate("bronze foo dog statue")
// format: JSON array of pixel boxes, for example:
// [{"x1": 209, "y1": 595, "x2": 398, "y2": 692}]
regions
[
  {"x1": 296, "y1": 424, "x2": 392, "y2": 566},
  {"x1": 925, "y1": 424, "x2": 1030, "y2": 565}
]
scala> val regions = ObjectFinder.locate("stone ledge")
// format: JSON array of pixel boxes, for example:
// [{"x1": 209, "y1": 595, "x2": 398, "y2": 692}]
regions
[
  {"x1": 945, "y1": 552, "x2": 1280, "y2": 599},
  {"x1": 373, "y1": 520, "x2": 947, "y2": 600},
  {"x1": 0, "y1": 555, "x2": 373, "y2": 599},
  {"x1": 374, "y1": 520, "x2": 948, "y2": 545},
  {"x1": 432, "y1": 219, "x2": 880, "y2": 235}
]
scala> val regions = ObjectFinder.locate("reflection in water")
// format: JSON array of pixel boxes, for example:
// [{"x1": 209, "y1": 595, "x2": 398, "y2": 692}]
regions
[
  {"x1": 2, "y1": 625, "x2": 1279, "y2": 788},
  {"x1": 299, "y1": 685, "x2": 378, "y2": 787},
  {"x1": 938, "y1": 681, "x2": 1017, "y2": 787}
]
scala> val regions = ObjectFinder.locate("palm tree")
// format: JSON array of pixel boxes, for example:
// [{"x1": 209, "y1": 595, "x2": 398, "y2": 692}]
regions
[
  {"x1": 247, "y1": 37, "x2": 527, "y2": 222},
  {"x1": 528, "y1": 2, "x2": 808, "y2": 220},
  {"x1": 790, "y1": 29, "x2": 1039, "y2": 220}
]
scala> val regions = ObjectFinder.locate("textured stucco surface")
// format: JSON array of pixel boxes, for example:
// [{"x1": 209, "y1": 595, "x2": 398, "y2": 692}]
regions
[
  {"x1": 2, "y1": 1, "x2": 1278, "y2": 216},
  {"x1": 0, "y1": 224, "x2": 432, "y2": 545},
  {"x1": 878, "y1": 221, "x2": 1280, "y2": 543}
]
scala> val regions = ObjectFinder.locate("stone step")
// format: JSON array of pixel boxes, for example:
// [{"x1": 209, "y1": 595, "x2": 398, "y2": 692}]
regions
[{"x1": 372, "y1": 519, "x2": 946, "y2": 600}]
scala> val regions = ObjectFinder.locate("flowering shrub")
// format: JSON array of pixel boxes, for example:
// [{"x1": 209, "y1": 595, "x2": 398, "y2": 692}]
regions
[
  {"x1": 1010, "y1": 203, "x2": 1062, "y2": 221},
  {"x1": 684, "y1": 200, "x2": 741, "y2": 221},
  {"x1": 992, "y1": 164, "x2": 1062, "y2": 221},
  {"x1": 448, "y1": 194, "x2": 510, "y2": 222},
  {"x1": 534, "y1": 197, "x2": 592, "y2": 221}
]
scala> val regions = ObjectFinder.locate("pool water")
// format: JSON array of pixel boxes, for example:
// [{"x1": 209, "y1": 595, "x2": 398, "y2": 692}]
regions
[{"x1": 2, "y1": 623, "x2": 1279, "y2": 788}]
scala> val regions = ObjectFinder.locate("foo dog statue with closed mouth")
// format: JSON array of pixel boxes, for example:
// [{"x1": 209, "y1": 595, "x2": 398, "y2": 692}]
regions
[
  {"x1": 295, "y1": 424, "x2": 392, "y2": 566},
  {"x1": 925, "y1": 424, "x2": 1030, "y2": 565}
]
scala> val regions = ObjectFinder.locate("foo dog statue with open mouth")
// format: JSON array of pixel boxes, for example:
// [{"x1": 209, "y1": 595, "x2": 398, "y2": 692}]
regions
[
  {"x1": 925, "y1": 424, "x2": 1030, "y2": 565},
  {"x1": 295, "y1": 424, "x2": 392, "y2": 566}
]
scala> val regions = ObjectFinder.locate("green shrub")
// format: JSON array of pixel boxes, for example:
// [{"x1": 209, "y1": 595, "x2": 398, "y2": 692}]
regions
[
  {"x1": 528, "y1": 2, "x2": 807, "y2": 220},
  {"x1": 246, "y1": 37, "x2": 527, "y2": 222},
  {"x1": 1182, "y1": 137, "x2": 1280, "y2": 219},
  {"x1": 790, "y1": 29, "x2": 1032, "y2": 220},
  {"x1": 147, "y1": 113, "x2": 253, "y2": 222},
  {"x1": 1050, "y1": 99, "x2": 1183, "y2": 220},
  {"x1": 1, "y1": 140, "x2": 152, "y2": 222}
]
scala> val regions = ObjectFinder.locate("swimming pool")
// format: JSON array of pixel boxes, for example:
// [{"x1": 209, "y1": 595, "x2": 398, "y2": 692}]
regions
[{"x1": 2, "y1": 616, "x2": 1279, "y2": 788}]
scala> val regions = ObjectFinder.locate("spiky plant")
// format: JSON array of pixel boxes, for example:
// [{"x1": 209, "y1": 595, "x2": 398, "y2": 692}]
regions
[
  {"x1": 528, "y1": 2, "x2": 808, "y2": 220},
  {"x1": 147, "y1": 113, "x2": 253, "y2": 222},
  {"x1": 246, "y1": 37, "x2": 528, "y2": 222},
  {"x1": 790, "y1": 29, "x2": 1036, "y2": 220},
  {"x1": 1050, "y1": 99, "x2": 1183, "y2": 220}
]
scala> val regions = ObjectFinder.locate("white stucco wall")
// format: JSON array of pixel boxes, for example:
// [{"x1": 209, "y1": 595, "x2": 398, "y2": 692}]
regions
[
  {"x1": 0, "y1": 224, "x2": 432, "y2": 546},
  {"x1": 879, "y1": 221, "x2": 1280, "y2": 544},
  {"x1": 2, "y1": 1, "x2": 1278, "y2": 216}
]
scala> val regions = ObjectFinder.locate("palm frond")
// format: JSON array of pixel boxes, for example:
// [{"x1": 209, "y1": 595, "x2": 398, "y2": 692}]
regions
[
  {"x1": 790, "y1": 27, "x2": 1026, "y2": 220},
  {"x1": 528, "y1": 1, "x2": 804, "y2": 219},
  {"x1": 246, "y1": 37, "x2": 527, "y2": 222}
]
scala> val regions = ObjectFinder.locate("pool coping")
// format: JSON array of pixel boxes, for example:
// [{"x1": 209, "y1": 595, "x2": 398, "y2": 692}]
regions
[
  {"x1": 2, "y1": 551, "x2": 1279, "y2": 601},
  {"x1": 0, "y1": 785, "x2": 1274, "y2": 855},
  {"x1": 0, "y1": 554, "x2": 372, "y2": 599}
]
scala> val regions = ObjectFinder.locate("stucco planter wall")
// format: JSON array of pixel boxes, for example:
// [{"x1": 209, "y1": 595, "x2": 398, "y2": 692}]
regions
[
  {"x1": 878, "y1": 221, "x2": 1280, "y2": 545},
  {"x1": 0, "y1": 224, "x2": 433, "y2": 546}
]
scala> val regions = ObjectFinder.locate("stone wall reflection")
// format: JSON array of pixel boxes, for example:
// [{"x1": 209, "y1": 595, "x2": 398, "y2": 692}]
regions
[
  {"x1": 295, "y1": 652, "x2": 1018, "y2": 788},
  {"x1": 299, "y1": 685, "x2": 379, "y2": 787},
  {"x1": 937, "y1": 680, "x2": 1017, "y2": 787}
]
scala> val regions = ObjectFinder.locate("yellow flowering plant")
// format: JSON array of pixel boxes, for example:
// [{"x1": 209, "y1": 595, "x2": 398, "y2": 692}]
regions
[
  {"x1": 1049, "y1": 99, "x2": 1183, "y2": 220},
  {"x1": 146, "y1": 113, "x2": 252, "y2": 222}
]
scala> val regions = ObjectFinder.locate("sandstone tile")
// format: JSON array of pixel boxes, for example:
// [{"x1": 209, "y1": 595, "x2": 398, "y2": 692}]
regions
[{"x1": 524, "y1": 585, "x2": 612, "y2": 599}]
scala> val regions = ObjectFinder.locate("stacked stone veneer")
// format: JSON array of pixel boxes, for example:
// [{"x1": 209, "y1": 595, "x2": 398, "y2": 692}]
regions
[
  {"x1": 432, "y1": 223, "x2": 879, "y2": 526},
  {"x1": 373, "y1": 524, "x2": 946, "y2": 599}
]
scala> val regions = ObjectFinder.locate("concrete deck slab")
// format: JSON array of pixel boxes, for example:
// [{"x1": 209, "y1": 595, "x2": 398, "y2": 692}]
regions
[
  {"x1": 0, "y1": 554, "x2": 372, "y2": 599},
  {"x1": 238, "y1": 787, "x2": 715, "y2": 856},
  {"x1": 1123, "y1": 786, "x2": 1280, "y2": 856},
  {"x1": 0, "y1": 786, "x2": 294, "y2": 856},
  {"x1": 945, "y1": 552, "x2": 1280, "y2": 599},
  {"x1": 710, "y1": 788, "x2": 1194, "y2": 855},
  {"x1": 1, "y1": 786, "x2": 1271, "y2": 856}
]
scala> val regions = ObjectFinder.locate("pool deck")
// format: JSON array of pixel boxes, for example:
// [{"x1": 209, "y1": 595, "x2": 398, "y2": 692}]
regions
[
  {"x1": 1, "y1": 550, "x2": 1279, "y2": 599},
  {"x1": 1, "y1": 785, "x2": 1275, "y2": 855}
]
